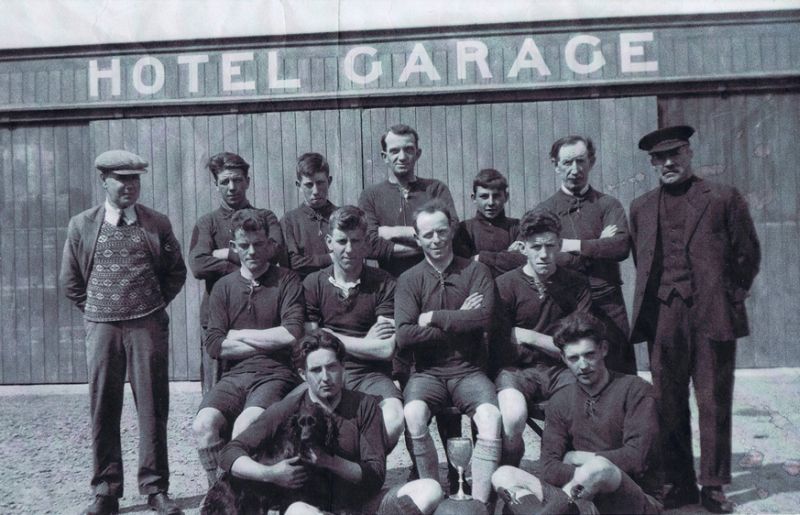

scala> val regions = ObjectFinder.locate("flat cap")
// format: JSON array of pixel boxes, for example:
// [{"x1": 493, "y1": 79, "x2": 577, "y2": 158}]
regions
[
  {"x1": 638, "y1": 125, "x2": 695, "y2": 153},
  {"x1": 95, "y1": 149, "x2": 149, "y2": 174}
]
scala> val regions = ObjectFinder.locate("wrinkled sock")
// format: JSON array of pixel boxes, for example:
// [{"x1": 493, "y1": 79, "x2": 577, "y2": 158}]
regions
[
  {"x1": 197, "y1": 440, "x2": 225, "y2": 487},
  {"x1": 501, "y1": 434, "x2": 525, "y2": 467},
  {"x1": 410, "y1": 433, "x2": 440, "y2": 480},
  {"x1": 471, "y1": 436, "x2": 502, "y2": 502}
]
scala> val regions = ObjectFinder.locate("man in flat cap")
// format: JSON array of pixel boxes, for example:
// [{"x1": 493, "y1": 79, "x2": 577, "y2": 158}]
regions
[
  {"x1": 60, "y1": 150, "x2": 187, "y2": 515},
  {"x1": 189, "y1": 151, "x2": 287, "y2": 395},
  {"x1": 629, "y1": 126, "x2": 760, "y2": 513}
]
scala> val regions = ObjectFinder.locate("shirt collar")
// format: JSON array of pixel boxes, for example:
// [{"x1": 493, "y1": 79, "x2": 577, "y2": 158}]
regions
[
  {"x1": 327, "y1": 272, "x2": 362, "y2": 298},
  {"x1": 560, "y1": 184, "x2": 591, "y2": 197},
  {"x1": 387, "y1": 173, "x2": 418, "y2": 186},
  {"x1": 301, "y1": 201, "x2": 336, "y2": 219},
  {"x1": 219, "y1": 200, "x2": 253, "y2": 216},
  {"x1": 239, "y1": 263, "x2": 270, "y2": 284},
  {"x1": 104, "y1": 200, "x2": 137, "y2": 226},
  {"x1": 475, "y1": 210, "x2": 508, "y2": 225},
  {"x1": 424, "y1": 254, "x2": 455, "y2": 275}
]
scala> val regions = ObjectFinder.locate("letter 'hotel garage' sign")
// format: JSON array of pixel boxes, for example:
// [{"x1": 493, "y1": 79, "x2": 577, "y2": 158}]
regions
[
  {"x1": 88, "y1": 32, "x2": 657, "y2": 98},
  {"x1": 0, "y1": 20, "x2": 796, "y2": 109}
]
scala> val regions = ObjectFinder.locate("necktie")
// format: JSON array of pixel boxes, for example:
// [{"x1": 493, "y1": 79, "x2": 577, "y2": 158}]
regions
[{"x1": 117, "y1": 212, "x2": 127, "y2": 227}]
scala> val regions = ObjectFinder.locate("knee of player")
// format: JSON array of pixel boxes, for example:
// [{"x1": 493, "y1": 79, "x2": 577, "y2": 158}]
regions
[
  {"x1": 284, "y1": 501, "x2": 322, "y2": 515},
  {"x1": 579, "y1": 455, "x2": 622, "y2": 487},
  {"x1": 231, "y1": 408, "x2": 264, "y2": 438},
  {"x1": 584, "y1": 455, "x2": 615, "y2": 473},
  {"x1": 473, "y1": 403, "x2": 502, "y2": 434},
  {"x1": 403, "y1": 401, "x2": 430, "y2": 430},
  {"x1": 381, "y1": 400, "x2": 405, "y2": 433},
  {"x1": 498, "y1": 389, "x2": 528, "y2": 429},
  {"x1": 491, "y1": 465, "x2": 520, "y2": 489},
  {"x1": 193, "y1": 409, "x2": 223, "y2": 439},
  {"x1": 400, "y1": 478, "x2": 444, "y2": 513}
]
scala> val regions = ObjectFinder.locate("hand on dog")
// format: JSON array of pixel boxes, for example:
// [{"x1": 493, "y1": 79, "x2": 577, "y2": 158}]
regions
[
  {"x1": 301, "y1": 444, "x2": 335, "y2": 470},
  {"x1": 267, "y1": 456, "x2": 308, "y2": 489}
]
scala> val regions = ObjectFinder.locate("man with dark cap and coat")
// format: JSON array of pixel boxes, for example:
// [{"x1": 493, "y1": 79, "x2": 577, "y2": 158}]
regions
[
  {"x1": 61, "y1": 150, "x2": 187, "y2": 515},
  {"x1": 629, "y1": 125, "x2": 761, "y2": 513}
]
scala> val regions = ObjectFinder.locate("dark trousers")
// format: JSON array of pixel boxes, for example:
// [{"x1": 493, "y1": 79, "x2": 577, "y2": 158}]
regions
[
  {"x1": 593, "y1": 288, "x2": 637, "y2": 374},
  {"x1": 85, "y1": 309, "x2": 171, "y2": 497},
  {"x1": 647, "y1": 295, "x2": 736, "y2": 487}
]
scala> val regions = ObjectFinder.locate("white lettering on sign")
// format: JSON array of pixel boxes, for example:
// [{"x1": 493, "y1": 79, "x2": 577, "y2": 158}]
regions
[
  {"x1": 268, "y1": 50, "x2": 301, "y2": 89},
  {"x1": 85, "y1": 32, "x2": 659, "y2": 99},
  {"x1": 344, "y1": 46, "x2": 382, "y2": 85},
  {"x1": 620, "y1": 32, "x2": 659, "y2": 73},
  {"x1": 222, "y1": 52, "x2": 256, "y2": 91},
  {"x1": 507, "y1": 38, "x2": 552, "y2": 78},
  {"x1": 177, "y1": 54, "x2": 210, "y2": 93},
  {"x1": 565, "y1": 35, "x2": 605, "y2": 74},
  {"x1": 457, "y1": 40, "x2": 492, "y2": 80},
  {"x1": 399, "y1": 43, "x2": 441, "y2": 83},
  {"x1": 132, "y1": 57, "x2": 165, "y2": 95},
  {"x1": 89, "y1": 59, "x2": 121, "y2": 97}
]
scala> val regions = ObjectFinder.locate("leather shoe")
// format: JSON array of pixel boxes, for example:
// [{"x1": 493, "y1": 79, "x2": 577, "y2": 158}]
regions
[
  {"x1": 663, "y1": 482, "x2": 700, "y2": 509},
  {"x1": 147, "y1": 492, "x2": 183, "y2": 515},
  {"x1": 701, "y1": 486, "x2": 735, "y2": 514},
  {"x1": 82, "y1": 495, "x2": 119, "y2": 515}
]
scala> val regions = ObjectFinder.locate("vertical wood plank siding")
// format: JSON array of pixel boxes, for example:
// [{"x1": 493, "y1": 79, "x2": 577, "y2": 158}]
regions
[
  {"x1": 2, "y1": 91, "x2": 796, "y2": 382},
  {"x1": 0, "y1": 124, "x2": 92, "y2": 384},
  {"x1": 659, "y1": 92, "x2": 800, "y2": 368}
]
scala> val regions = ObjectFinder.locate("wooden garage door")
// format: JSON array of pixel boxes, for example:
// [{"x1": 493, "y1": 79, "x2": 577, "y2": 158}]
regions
[{"x1": 1, "y1": 96, "x2": 657, "y2": 383}]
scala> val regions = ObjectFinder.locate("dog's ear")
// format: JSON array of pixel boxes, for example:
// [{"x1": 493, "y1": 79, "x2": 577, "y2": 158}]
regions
[{"x1": 286, "y1": 413, "x2": 303, "y2": 448}]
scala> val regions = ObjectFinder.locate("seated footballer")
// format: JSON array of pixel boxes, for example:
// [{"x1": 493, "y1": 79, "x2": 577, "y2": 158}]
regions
[
  {"x1": 193, "y1": 209, "x2": 306, "y2": 486},
  {"x1": 217, "y1": 330, "x2": 443, "y2": 515},
  {"x1": 492, "y1": 312, "x2": 663, "y2": 515}
]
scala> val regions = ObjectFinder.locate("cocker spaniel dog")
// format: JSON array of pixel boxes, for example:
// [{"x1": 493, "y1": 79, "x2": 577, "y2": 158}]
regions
[{"x1": 201, "y1": 402, "x2": 338, "y2": 515}]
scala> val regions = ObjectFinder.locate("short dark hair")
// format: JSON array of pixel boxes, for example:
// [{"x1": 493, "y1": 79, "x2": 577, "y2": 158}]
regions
[
  {"x1": 231, "y1": 209, "x2": 271, "y2": 239},
  {"x1": 412, "y1": 199, "x2": 453, "y2": 233},
  {"x1": 328, "y1": 205, "x2": 367, "y2": 235},
  {"x1": 380, "y1": 124, "x2": 419, "y2": 152},
  {"x1": 552, "y1": 312, "x2": 606, "y2": 351},
  {"x1": 207, "y1": 152, "x2": 250, "y2": 180},
  {"x1": 549, "y1": 136, "x2": 596, "y2": 164},
  {"x1": 292, "y1": 329, "x2": 347, "y2": 370},
  {"x1": 519, "y1": 209, "x2": 561, "y2": 240},
  {"x1": 473, "y1": 168, "x2": 508, "y2": 193},
  {"x1": 296, "y1": 152, "x2": 331, "y2": 181}
]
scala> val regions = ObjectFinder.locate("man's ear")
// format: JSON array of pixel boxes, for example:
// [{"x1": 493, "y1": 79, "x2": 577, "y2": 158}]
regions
[
  {"x1": 325, "y1": 233, "x2": 333, "y2": 252},
  {"x1": 229, "y1": 240, "x2": 238, "y2": 255},
  {"x1": 600, "y1": 340, "x2": 609, "y2": 359},
  {"x1": 470, "y1": 192, "x2": 476, "y2": 201},
  {"x1": 327, "y1": 176, "x2": 333, "y2": 185},
  {"x1": 295, "y1": 179, "x2": 301, "y2": 188},
  {"x1": 298, "y1": 368, "x2": 307, "y2": 382}
]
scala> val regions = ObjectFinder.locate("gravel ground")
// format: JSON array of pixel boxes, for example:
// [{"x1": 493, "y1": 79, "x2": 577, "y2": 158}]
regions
[{"x1": 2, "y1": 370, "x2": 800, "y2": 514}]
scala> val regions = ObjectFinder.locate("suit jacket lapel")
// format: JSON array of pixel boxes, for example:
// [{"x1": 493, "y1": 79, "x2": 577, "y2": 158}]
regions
[{"x1": 683, "y1": 178, "x2": 711, "y2": 246}]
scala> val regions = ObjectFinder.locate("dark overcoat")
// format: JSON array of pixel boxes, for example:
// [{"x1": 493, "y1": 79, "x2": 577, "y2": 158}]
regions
[{"x1": 629, "y1": 177, "x2": 761, "y2": 343}]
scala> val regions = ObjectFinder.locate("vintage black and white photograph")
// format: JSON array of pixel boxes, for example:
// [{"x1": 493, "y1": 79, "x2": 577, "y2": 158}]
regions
[{"x1": 0, "y1": 1, "x2": 798, "y2": 513}]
